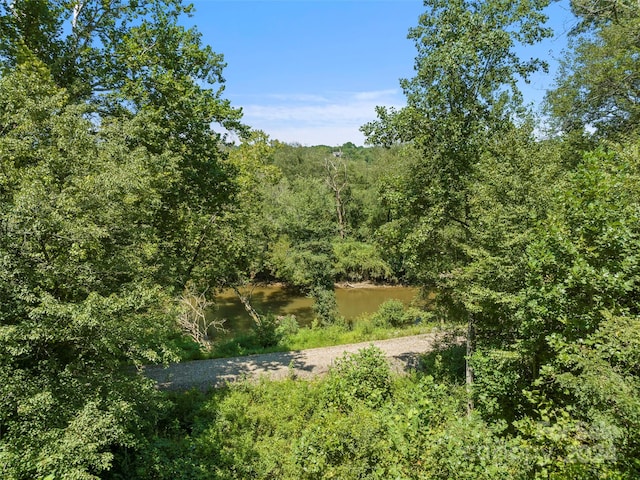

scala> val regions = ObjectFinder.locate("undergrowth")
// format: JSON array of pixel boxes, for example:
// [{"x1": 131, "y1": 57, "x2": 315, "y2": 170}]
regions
[{"x1": 109, "y1": 346, "x2": 531, "y2": 479}]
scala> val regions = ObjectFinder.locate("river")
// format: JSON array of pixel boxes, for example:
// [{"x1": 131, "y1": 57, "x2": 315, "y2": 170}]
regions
[{"x1": 209, "y1": 284, "x2": 423, "y2": 335}]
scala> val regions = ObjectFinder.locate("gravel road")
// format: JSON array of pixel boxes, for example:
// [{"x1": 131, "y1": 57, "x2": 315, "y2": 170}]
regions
[{"x1": 143, "y1": 333, "x2": 452, "y2": 391}]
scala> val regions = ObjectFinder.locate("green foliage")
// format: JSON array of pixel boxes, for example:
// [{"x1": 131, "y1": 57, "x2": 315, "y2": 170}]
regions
[
  {"x1": 275, "y1": 314, "x2": 300, "y2": 337},
  {"x1": 362, "y1": 0, "x2": 553, "y2": 326},
  {"x1": 310, "y1": 286, "x2": 339, "y2": 326},
  {"x1": 546, "y1": 1, "x2": 640, "y2": 138},
  {"x1": 0, "y1": 0, "x2": 244, "y2": 134},
  {"x1": 371, "y1": 299, "x2": 423, "y2": 328},
  {"x1": 266, "y1": 177, "x2": 336, "y2": 245},
  {"x1": 107, "y1": 362, "x2": 550, "y2": 480},
  {"x1": 292, "y1": 405, "x2": 390, "y2": 479},
  {"x1": 1, "y1": 0, "x2": 247, "y2": 292},
  {"x1": 516, "y1": 313, "x2": 640, "y2": 478},
  {"x1": 214, "y1": 131, "x2": 282, "y2": 289},
  {"x1": 253, "y1": 314, "x2": 281, "y2": 348},
  {"x1": 371, "y1": 299, "x2": 404, "y2": 327},
  {"x1": 419, "y1": 337, "x2": 466, "y2": 384},
  {"x1": 4, "y1": 0, "x2": 640, "y2": 477},
  {"x1": 457, "y1": 124, "x2": 560, "y2": 330},
  {"x1": 364, "y1": 0, "x2": 551, "y2": 145},
  {"x1": 247, "y1": 313, "x2": 303, "y2": 349},
  {"x1": 268, "y1": 238, "x2": 336, "y2": 290},
  {"x1": 418, "y1": 416, "x2": 533, "y2": 480},
  {"x1": 0, "y1": 60, "x2": 188, "y2": 479},
  {"x1": 470, "y1": 349, "x2": 528, "y2": 425},
  {"x1": 322, "y1": 346, "x2": 392, "y2": 410},
  {"x1": 518, "y1": 143, "x2": 640, "y2": 366},
  {"x1": 333, "y1": 239, "x2": 393, "y2": 282},
  {"x1": 0, "y1": 2, "x2": 246, "y2": 475}
]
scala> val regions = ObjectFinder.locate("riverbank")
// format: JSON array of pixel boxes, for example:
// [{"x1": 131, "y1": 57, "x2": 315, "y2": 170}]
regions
[
  {"x1": 237, "y1": 281, "x2": 416, "y2": 291},
  {"x1": 334, "y1": 280, "x2": 414, "y2": 289}
]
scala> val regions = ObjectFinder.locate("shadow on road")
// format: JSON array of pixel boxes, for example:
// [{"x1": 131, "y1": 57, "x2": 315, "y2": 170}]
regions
[{"x1": 143, "y1": 350, "x2": 313, "y2": 391}]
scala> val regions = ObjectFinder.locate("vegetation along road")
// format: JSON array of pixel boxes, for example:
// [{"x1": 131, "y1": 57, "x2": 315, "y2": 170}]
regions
[{"x1": 143, "y1": 333, "x2": 452, "y2": 390}]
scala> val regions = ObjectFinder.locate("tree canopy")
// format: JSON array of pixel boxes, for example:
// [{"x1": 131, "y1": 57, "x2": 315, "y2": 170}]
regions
[
  {"x1": 0, "y1": 1, "x2": 247, "y2": 476},
  {"x1": 2, "y1": 0, "x2": 640, "y2": 477}
]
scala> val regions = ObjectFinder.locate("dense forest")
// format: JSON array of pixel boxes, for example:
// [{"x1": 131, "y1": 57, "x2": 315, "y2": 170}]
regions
[{"x1": 1, "y1": 0, "x2": 639, "y2": 478}]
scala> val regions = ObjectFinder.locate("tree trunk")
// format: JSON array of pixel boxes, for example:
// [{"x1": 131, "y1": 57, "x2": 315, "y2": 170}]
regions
[
  {"x1": 335, "y1": 191, "x2": 346, "y2": 239},
  {"x1": 181, "y1": 213, "x2": 217, "y2": 290},
  {"x1": 324, "y1": 157, "x2": 348, "y2": 239},
  {"x1": 466, "y1": 316, "x2": 475, "y2": 415},
  {"x1": 232, "y1": 286, "x2": 262, "y2": 326}
]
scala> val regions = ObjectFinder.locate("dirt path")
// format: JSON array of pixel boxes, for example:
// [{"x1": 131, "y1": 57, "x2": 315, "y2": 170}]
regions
[{"x1": 143, "y1": 333, "x2": 451, "y2": 391}]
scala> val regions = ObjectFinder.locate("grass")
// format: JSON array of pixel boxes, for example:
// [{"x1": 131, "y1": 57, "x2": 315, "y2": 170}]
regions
[
  {"x1": 283, "y1": 321, "x2": 437, "y2": 351},
  {"x1": 180, "y1": 313, "x2": 440, "y2": 361}
]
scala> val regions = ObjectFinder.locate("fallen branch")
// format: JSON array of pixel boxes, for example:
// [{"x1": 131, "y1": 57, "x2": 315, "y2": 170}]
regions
[{"x1": 179, "y1": 285, "x2": 225, "y2": 349}]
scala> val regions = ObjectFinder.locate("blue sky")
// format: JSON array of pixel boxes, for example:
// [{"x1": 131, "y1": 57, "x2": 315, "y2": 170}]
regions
[{"x1": 188, "y1": 0, "x2": 578, "y2": 146}]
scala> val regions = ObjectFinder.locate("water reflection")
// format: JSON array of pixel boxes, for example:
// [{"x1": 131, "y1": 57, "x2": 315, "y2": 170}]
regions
[{"x1": 209, "y1": 285, "x2": 422, "y2": 336}]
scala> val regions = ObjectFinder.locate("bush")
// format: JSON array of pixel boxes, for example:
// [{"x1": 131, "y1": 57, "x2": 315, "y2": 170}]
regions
[
  {"x1": 471, "y1": 349, "x2": 527, "y2": 424},
  {"x1": 275, "y1": 314, "x2": 300, "y2": 338},
  {"x1": 370, "y1": 299, "x2": 404, "y2": 327},
  {"x1": 403, "y1": 306, "x2": 426, "y2": 325},
  {"x1": 420, "y1": 340, "x2": 466, "y2": 384},
  {"x1": 311, "y1": 287, "x2": 339, "y2": 326},
  {"x1": 253, "y1": 314, "x2": 280, "y2": 347},
  {"x1": 323, "y1": 346, "x2": 392, "y2": 410},
  {"x1": 371, "y1": 300, "x2": 427, "y2": 328},
  {"x1": 292, "y1": 405, "x2": 390, "y2": 479}
]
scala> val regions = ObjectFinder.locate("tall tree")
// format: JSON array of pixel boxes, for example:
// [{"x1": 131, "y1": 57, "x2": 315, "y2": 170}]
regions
[
  {"x1": 363, "y1": 0, "x2": 551, "y2": 288},
  {"x1": 546, "y1": 0, "x2": 640, "y2": 139},
  {"x1": 362, "y1": 0, "x2": 552, "y2": 405},
  {"x1": 0, "y1": 0, "x2": 247, "y2": 291},
  {"x1": 324, "y1": 155, "x2": 349, "y2": 239},
  {"x1": 0, "y1": 58, "x2": 180, "y2": 479},
  {"x1": 0, "y1": 1, "x2": 247, "y2": 475}
]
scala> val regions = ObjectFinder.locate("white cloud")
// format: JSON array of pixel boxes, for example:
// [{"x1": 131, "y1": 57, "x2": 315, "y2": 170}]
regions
[
  {"x1": 352, "y1": 89, "x2": 399, "y2": 101},
  {"x1": 237, "y1": 89, "x2": 404, "y2": 145},
  {"x1": 264, "y1": 93, "x2": 331, "y2": 103},
  {"x1": 266, "y1": 125, "x2": 368, "y2": 147}
]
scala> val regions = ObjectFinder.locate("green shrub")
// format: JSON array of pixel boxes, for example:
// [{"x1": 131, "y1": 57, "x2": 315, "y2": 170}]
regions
[
  {"x1": 323, "y1": 346, "x2": 392, "y2": 410},
  {"x1": 292, "y1": 405, "x2": 390, "y2": 479},
  {"x1": 371, "y1": 299, "x2": 407, "y2": 327},
  {"x1": 275, "y1": 314, "x2": 300, "y2": 338},
  {"x1": 353, "y1": 316, "x2": 375, "y2": 337},
  {"x1": 471, "y1": 349, "x2": 527, "y2": 424},
  {"x1": 311, "y1": 287, "x2": 339, "y2": 326},
  {"x1": 419, "y1": 416, "x2": 534, "y2": 479},
  {"x1": 403, "y1": 305, "x2": 427, "y2": 324},
  {"x1": 420, "y1": 340, "x2": 466, "y2": 384},
  {"x1": 253, "y1": 314, "x2": 280, "y2": 347}
]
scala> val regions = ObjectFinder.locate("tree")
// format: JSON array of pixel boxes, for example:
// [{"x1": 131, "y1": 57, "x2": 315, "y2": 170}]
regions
[
  {"x1": 546, "y1": 0, "x2": 640, "y2": 139},
  {"x1": 460, "y1": 125, "x2": 564, "y2": 422},
  {"x1": 362, "y1": 0, "x2": 552, "y2": 406},
  {"x1": 0, "y1": 1, "x2": 247, "y2": 475},
  {"x1": 324, "y1": 156, "x2": 349, "y2": 239},
  {"x1": 0, "y1": 0, "x2": 247, "y2": 292},
  {"x1": 265, "y1": 177, "x2": 339, "y2": 324},
  {"x1": 519, "y1": 142, "x2": 640, "y2": 367},
  {"x1": 0, "y1": 59, "x2": 181, "y2": 479},
  {"x1": 362, "y1": 0, "x2": 551, "y2": 287},
  {"x1": 216, "y1": 131, "x2": 282, "y2": 326}
]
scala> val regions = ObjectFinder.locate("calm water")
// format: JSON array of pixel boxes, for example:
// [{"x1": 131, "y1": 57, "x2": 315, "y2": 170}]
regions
[{"x1": 209, "y1": 285, "x2": 422, "y2": 335}]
